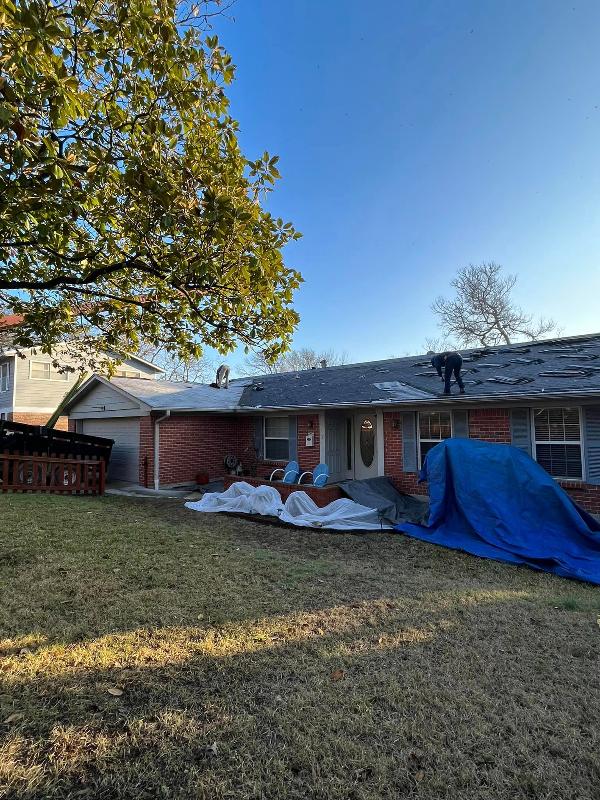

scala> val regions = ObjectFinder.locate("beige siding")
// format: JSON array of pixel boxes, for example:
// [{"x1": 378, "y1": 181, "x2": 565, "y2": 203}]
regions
[
  {"x1": 14, "y1": 345, "x2": 161, "y2": 412},
  {"x1": 69, "y1": 382, "x2": 144, "y2": 418},
  {"x1": 113, "y1": 356, "x2": 160, "y2": 379},
  {"x1": 0, "y1": 355, "x2": 15, "y2": 412},
  {"x1": 14, "y1": 350, "x2": 80, "y2": 411}
]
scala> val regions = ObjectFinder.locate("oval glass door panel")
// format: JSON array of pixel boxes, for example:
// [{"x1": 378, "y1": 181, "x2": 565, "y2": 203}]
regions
[{"x1": 360, "y1": 418, "x2": 375, "y2": 467}]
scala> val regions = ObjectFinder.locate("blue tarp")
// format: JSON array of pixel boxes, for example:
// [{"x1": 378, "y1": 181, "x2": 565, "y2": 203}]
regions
[{"x1": 397, "y1": 438, "x2": 600, "y2": 585}]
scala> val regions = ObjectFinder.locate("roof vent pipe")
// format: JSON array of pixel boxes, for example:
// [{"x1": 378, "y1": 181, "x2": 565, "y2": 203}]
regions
[{"x1": 320, "y1": 359, "x2": 327, "y2": 369}]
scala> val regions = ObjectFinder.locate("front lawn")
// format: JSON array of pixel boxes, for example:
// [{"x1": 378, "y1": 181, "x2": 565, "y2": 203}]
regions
[{"x1": 1, "y1": 494, "x2": 599, "y2": 799}]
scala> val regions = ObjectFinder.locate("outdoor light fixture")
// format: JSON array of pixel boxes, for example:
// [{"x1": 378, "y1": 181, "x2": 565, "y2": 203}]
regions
[
  {"x1": 392, "y1": 419, "x2": 400, "y2": 430},
  {"x1": 307, "y1": 420, "x2": 314, "y2": 429}
]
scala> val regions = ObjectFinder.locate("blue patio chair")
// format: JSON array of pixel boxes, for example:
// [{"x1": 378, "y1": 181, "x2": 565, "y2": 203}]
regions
[
  {"x1": 269, "y1": 460, "x2": 300, "y2": 484},
  {"x1": 298, "y1": 463, "x2": 329, "y2": 488}
]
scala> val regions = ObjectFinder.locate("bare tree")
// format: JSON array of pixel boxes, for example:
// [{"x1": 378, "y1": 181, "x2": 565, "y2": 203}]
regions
[
  {"x1": 239, "y1": 347, "x2": 349, "y2": 376},
  {"x1": 138, "y1": 345, "x2": 217, "y2": 383},
  {"x1": 432, "y1": 262, "x2": 558, "y2": 347}
]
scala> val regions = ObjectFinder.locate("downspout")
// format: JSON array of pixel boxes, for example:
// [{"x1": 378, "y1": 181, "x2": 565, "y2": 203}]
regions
[{"x1": 153, "y1": 410, "x2": 170, "y2": 491}]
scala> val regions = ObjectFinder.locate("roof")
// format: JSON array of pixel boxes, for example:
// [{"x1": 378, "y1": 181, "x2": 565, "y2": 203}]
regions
[
  {"x1": 65, "y1": 375, "x2": 251, "y2": 413},
  {"x1": 237, "y1": 332, "x2": 600, "y2": 409},
  {"x1": 65, "y1": 332, "x2": 600, "y2": 415},
  {"x1": 0, "y1": 314, "x2": 24, "y2": 328}
]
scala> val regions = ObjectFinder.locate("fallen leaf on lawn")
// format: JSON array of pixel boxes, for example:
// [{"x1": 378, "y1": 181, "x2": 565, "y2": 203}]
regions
[
  {"x1": 3, "y1": 712, "x2": 24, "y2": 725},
  {"x1": 330, "y1": 669, "x2": 345, "y2": 681},
  {"x1": 199, "y1": 741, "x2": 218, "y2": 759},
  {"x1": 415, "y1": 770, "x2": 425, "y2": 782},
  {"x1": 107, "y1": 687, "x2": 124, "y2": 697},
  {"x1": 317, "y1": 628, "x2": 325, "y2": 635},
  {"x1": 19, "y1": 647, "x2": 32, "y2": 655}
]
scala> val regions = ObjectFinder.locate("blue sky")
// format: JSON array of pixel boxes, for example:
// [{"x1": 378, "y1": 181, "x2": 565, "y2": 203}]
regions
[{"x1": 213, "y1": 0, "x2": 600, "y2": 368}]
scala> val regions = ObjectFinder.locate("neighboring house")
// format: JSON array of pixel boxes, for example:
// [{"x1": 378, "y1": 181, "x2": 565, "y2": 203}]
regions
[
  {"x1": 63, "y1": 333, "x2": 600, "y2": 512},
  {"x1": 0, "y1": 316, "x2": 164, "y2": 428}
]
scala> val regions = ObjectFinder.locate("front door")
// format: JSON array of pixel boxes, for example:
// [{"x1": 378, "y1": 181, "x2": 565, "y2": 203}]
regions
[
  {"x1": 354, "y1": 413, "x2": 378, "y2": 480},
  {"x1": 325, "y1": 412, "x2": 352, "y2": 482}
]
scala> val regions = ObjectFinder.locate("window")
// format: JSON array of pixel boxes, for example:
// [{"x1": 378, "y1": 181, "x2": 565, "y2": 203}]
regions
[
  {"x1": 359, "y1": 417, "x2": 375, "y2": 467},
  {"x1": 264, "y1": 416, "x2": 289, "y2": 460},
  {"x1": 30, "y1": 361, "x2": 69, "y2": 381},
  {"x1": 533, "y1": 407, "x2": 582, "y2": 479},
  {"x1": 116, "y1": 370, "x2": 142, "y2": 378},
  {"x1": 0, "y1": 363, "x2": 9, "y2": 392},
  {"x1": 418, "y1": 411, "x2": 452, "y2": 466}
]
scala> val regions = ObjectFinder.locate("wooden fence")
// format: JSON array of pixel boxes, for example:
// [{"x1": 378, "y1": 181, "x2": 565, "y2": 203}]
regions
[{"x1": 0, "y1": 453, "x2": 106, "y2": 495}]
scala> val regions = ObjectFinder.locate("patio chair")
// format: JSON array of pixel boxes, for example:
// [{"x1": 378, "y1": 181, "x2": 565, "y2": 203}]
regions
[
  {"x1": 298, "y1": 463, "x2": 329, "y2": 488},
  {"x1": 269, "y1": 460, "x2": 300, "y2": 484}
]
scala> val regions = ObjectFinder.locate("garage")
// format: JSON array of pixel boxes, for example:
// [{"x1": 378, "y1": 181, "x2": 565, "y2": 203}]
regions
[{"x1": 80, "y1": 417, "x2": 140, "y2": 483}]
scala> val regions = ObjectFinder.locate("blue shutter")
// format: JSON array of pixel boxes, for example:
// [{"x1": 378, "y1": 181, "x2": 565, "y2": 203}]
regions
[
  {"x1": 402, "y1": 412, "x2": 417, "y2": 473},
  {"x1": 288, "y1": 416, "x2": 298, "y2": 462},
  {"x1": 583, "y1": 406, "x2": 600, "y2": 485},
  {"x1": 510, "y1": 408, "x2": 532, "y2": 457},
  {"x1": 452, "y1": 410, "x2": 469, "y2": 438},
  {"x1": 253, "y1": 416, "x2": 264, "y2": 460}
]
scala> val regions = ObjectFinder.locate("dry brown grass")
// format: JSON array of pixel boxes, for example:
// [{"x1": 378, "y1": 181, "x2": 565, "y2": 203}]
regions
[{"x1": 0, "y1": 493, "x2": 599, "y2": 799}]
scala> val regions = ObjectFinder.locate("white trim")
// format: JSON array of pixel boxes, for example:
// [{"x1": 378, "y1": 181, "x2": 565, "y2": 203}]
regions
[
  {"x1": 28, "y1": 359, "x2": 70, "y2": 382},
  {"x1": 530, "y1": 406, "x2": 584, "y2": 481},
  {"x1": 264, "y1": 415, "x2": 290, "y2": 461},
  {"x1": 376, "y1": 409, "x2": 384, "y2": 476},
  {"x1": 62, "y1": 374, "x2": 152, "y2": 413},
  {"x1": 417, "y1": 410, "x2": 453, "y2": 468},
  {"x1": 0, "y1": 362, "x2": 9, "y2": 393},
  {"x1": 69, "y1": 408, "x2": 147, "y2": 419},
  {"x1": 13, "y1": 406, "x2": 62, "y2": 413}
]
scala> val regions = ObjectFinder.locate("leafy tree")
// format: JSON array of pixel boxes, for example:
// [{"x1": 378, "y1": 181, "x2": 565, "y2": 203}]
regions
[
  {"x1": 0, "y1": 0, "x2": 301, "y2": 371},
  {"x1": 431, "y1": 262, "x2": 558, "y2": 347},
  {"x1": 240, "y1": 347, "x2": 349, "y2": 376}
]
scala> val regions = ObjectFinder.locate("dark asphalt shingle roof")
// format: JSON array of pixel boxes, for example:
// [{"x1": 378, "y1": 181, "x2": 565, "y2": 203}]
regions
[{"x1": 236, "y1": 333, "x2": 600, "y2": 409}]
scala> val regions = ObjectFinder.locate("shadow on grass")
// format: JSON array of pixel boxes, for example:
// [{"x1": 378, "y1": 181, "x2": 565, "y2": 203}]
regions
[
  {"x1": 2, "y1": 589, "x2": 599, "y2": 800},
  {"x1": 1, "y1": 494, "x2": 600, "y2": 798}
]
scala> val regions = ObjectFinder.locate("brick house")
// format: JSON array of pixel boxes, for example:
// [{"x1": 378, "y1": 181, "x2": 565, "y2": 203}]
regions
[{"x1": 63, "y1": 333, "x2": 600, "y2": 512}]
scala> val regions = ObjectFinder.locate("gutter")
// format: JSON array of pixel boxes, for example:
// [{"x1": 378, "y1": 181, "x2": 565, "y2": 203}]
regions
[{"x1": 153, "y1": 410, "x2": 171, "y2": 490}]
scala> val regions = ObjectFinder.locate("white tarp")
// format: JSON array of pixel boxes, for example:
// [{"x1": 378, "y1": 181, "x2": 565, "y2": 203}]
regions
[{"x1": 185, "y1": 481, "x2": 393, "y2": 531}]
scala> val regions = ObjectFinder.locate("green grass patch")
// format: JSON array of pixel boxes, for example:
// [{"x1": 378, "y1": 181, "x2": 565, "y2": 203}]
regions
[{"x1": 1, "y1": 493, "x2": 599, "y2": 799}]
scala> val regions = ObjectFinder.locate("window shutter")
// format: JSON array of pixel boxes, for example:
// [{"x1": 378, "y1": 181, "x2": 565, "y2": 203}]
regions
[
  {"x1": 510, "y1": 408, "x2": 532, "y2": 457},
  {"x1": 452, "y1": 410, "x2": 469, "y2": 438},
  {"x1": 583, "y1": 406, "x2": 600, "y2": 485},
  {"x1": 402, "y1": 412, "x2": 417, "y2": 473},
  {"x1": 253, "y1": 416, "x2": 264, "y2": 460},
  {"x1": 288, "y1": 416, "x2": 298, "y2": 461}
]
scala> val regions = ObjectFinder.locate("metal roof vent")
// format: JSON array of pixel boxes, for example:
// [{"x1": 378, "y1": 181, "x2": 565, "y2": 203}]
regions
[{"x1": 320, "y1": 359, "x2": 327, "y2": 368}]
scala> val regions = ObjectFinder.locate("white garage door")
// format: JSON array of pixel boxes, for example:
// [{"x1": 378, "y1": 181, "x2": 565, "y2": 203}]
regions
[{"x1": 81, "y1": 418, "x2": 140, "y2": 483}]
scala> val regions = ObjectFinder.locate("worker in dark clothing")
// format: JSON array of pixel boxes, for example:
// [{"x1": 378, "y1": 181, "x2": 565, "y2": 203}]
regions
[{"x1": 431, "y1": 351, "x2": 465, "y2": 395}]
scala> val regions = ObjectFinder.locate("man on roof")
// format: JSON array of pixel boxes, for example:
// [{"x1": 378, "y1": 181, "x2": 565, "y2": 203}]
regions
[{"x1": 429, "y1": 351, "x2": 465, "y2": 395}]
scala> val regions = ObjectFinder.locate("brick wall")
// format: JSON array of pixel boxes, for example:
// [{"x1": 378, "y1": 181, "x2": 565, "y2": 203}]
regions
[
  {"x1": 138, "y1": 415, "x2": 154, "y2": 487},
  {"x1": 155, "y1": 413, "x2": 254, "y2": 485},
  {"x1": 559, "y1": 482, "x2": 600, "y2": 514},
  {"x1": 223, "y1": 475, "x2": 343, "y2": 508},
  {"x1": 382, "y1": 407, "x2": 600, "y2": 512},
  {"x1": 468, "y1": 408, "x2": 511, "y2": 443},
  {"x1": 255, "y1": 414, "x2": 321, "y2": 479},
  {"x1": 10, "y1": 412, "x2": 69, "y2": 431}
]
